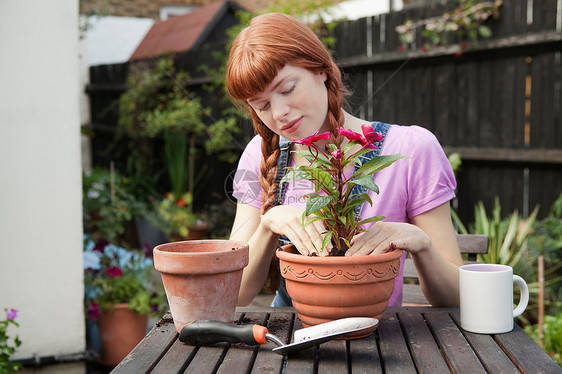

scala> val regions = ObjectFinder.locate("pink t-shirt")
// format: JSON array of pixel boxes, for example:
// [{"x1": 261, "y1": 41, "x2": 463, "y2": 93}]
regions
[{"x1": 232, "y1": 124, "x2": 457, "y2": 306}]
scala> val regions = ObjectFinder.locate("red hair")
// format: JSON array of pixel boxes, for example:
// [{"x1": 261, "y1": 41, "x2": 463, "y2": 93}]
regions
[{"x1": 226, "y1": 13, "x2": 346, "y2": 213}]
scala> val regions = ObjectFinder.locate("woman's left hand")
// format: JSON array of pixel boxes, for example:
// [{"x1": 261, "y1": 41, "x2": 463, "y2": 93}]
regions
[{"x1": 345, "y1": 221, "x2": 431, "y2": 256}]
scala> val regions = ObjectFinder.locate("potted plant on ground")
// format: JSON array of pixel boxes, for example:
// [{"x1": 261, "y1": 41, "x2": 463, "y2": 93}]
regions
[
  {"x1": 84, "y1": 236, "x2": 166, "y2": 367},
  {"x1": 276, "y1": 125, "x2": 404, "y2": 334},
  {"x1": 151, "y1": 192, "x2": 201, "y2": 241},
  {"x1": 83, "y1": 167, "x2": 146, "y2": 249}
]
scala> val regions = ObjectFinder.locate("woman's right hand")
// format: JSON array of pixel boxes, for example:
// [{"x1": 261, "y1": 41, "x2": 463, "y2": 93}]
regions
[{"x1": 260, "y1": 205, "x2": 330, "y2": 256}]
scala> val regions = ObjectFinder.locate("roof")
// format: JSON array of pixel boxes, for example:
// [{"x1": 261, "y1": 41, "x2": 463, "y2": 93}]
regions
[
  {"x1": 129, "y1": 1, "x2": 237, "y2": 61},
  {"x1": 85, "y1": 16, "x2": 154, "y2": 66}
]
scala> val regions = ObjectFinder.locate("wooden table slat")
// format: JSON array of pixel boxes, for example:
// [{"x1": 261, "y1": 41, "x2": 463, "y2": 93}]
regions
[
  {"x1": 183, "y1": 343, "x2": 229, "y2": 374},
  {"x1": 250, "y1": 311, "x2": 295, "y2": 374},
  {"x1": 150, "y1": 339, "x2": 197, "y2": 374},
  {"x1": 318, "y1": 339, "x2": 348, "y2": 373},
  {"x1": 108, "y1": 306, "x2": 561, "y2": 374},
  {"x1": 377, "y1": 311, "x2": 417, "y2": 374},
  {"x1": 349, "y1": 333, "x2": 383, "y2": 374},
  {"x1": 216, "y1": 312, "x2": 268, "y2": 374},
  {"x1": 398, "y1": 311, "x2": 451, "y2": 372},
  {"x1": 449, "y1": 312, "x2": 521, "y2": 374},
  {"x1": 283, "y1": 317, "x2": 316, "y2": 374},
  {"x1": 494, "y1": 325, "x2": 562, "y2": 374},
  {"x1": 424, "y1": 311, "x2": 486, "y2": 373}
]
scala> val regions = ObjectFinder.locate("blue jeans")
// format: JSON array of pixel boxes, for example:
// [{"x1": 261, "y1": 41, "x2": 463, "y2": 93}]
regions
[{"x1": 271, "y1": 277, "x2": 293, "y2": 307}]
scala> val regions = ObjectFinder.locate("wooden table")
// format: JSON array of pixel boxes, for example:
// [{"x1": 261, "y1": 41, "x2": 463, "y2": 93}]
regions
[{"x1": 112, "y1": 306, "x2": 561, "y2": 373}]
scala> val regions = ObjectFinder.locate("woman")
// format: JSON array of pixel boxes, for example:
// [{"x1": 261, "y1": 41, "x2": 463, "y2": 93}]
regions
[{"x1": 226, "y1": 13, "x2": 463, "y2": 307}]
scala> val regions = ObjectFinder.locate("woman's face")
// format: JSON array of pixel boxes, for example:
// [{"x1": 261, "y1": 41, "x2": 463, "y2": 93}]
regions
[{"x1": 247, "y1": 65, "x2": 329, "y2": 141}]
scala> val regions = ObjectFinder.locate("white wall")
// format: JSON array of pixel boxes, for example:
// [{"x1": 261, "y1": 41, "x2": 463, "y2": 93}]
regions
[{"x1": 0, "y1": 0, "x2": 85, "y2": 361}]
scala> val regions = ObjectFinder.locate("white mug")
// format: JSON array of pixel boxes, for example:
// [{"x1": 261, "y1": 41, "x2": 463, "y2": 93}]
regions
[{"x1": 460, "y1": 264, "x2": 529, "y2": 334}]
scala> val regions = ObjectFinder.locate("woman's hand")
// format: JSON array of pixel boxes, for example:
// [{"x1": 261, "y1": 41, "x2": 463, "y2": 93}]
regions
[
  {"x1": 260, "y1": 205, "x2": 331, "y2": 256},
  {"x1": 345, "y1": 203, "x2": 464, "y2": 306},
  {"x1": 345, "y1": 221, "x2": 431, "y2": 256}
]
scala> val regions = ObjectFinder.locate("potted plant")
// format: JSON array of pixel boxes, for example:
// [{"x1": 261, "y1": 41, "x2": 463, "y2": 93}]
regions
[
  {"x1": 84, "y1": 236, "x2": 166, "y2": 367},
  {"x1": 83, "y1": 167, "x2": 147, "y2": 249},
  {"x1": 117, "y1": 56, "x2": 240, "y2": 241},
  {"x1": 276, "y1": 125, "x2": 404, "y2": 334},
  {"x1": 150, "y1": 192, "x2": 198, "y2": 240}
]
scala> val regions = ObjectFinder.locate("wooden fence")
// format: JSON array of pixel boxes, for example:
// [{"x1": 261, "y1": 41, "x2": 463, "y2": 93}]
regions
[
  {"x1": 331, "y1": 0, "x2": 562, "y2": 224},
  {"x1": 87, "y1": 0, "x2": 562, "y2": 225}
]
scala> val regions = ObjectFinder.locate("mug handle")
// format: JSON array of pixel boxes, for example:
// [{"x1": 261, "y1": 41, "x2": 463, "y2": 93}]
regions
[{"x1": 513, "y1": 275, "x2": 529, "y2": 317}]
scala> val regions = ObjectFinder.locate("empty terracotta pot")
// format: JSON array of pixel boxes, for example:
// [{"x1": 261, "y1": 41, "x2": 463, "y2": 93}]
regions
[
  {"x1": 153, "y1": 240, "x2": 249, "y2": 333},
  {"x1": 277, "y1": 245, "x2": 403, "y2": 338}
]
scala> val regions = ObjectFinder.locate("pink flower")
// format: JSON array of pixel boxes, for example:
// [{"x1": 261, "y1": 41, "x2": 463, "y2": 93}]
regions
[
  {"x1": 6, "y1": 308, "x2": 17, "y2": 320},
  {"x1": 338, "y1": 125, "x2": 385, "y2": 149},
  {"x1": 361, "y1": 124, "x2": 384, "y2": 143},
  {"x1": 87, "y1": 302, "x2": 100, "y2": 321},
  {"x1": 105, "y1": 266, "x2": 123, "y2": 278},
  {"x1": 331, "y1": 149, "x2": 343, "y2": 160},
  {"x1": 337, "y1": 128, "x2": 364, "y2": 143},
  {"x1": 297, "y1": 131, "x2": 330, "y2": 146}
]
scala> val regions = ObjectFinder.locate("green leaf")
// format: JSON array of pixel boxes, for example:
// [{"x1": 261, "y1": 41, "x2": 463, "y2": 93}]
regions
[
  {"x1": 303, "y1": 215, "x2": 323, "y2": 227},
  {"x1": 355, "y1": 154, "x2": 406, "y2": 176},
  {"x1": 341, "y1": 197, "x2": 366, "y2": 215},
  {"x1": 280, "y1": 168, "x2": 309, "y2": 184},
  {"x1": 291, "y1": 166, "x2": 333, "y2": 192},
  {"x1": 294, "y1": 150, "x2": 332, "y2": 168},
  {"x1": 305, "y1": 196, "x2": 333, "y2": 216},
  {"x1": 322, "y1": 231, "x2": 333, "y2": 250},
  {"x1": 478, "y1": 25, "x2": 492, "y2": 38},
  {"x1": 281, "y1": 166, "x2": 333, "y2": 193},
  {"x1": 293, "y1": 149, "x2": 314, "y2": 158},
  {"x1": 348, "y1": 147, "x2": 375, "y2": 163},
  {"x1": 348, "y1": 191, "x2": 373, "y2": 207},
  {"x1": 357, "y1": 216, "x2": 385, "y2": 226},
  {"x1": 350, "y1": 174, "x2": 380, "y2": 194}
]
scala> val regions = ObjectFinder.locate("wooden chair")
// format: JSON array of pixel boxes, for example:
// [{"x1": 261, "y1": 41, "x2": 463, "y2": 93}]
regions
[{"x1": 402, "y1": 234, "x2": 489, "y2": 305}]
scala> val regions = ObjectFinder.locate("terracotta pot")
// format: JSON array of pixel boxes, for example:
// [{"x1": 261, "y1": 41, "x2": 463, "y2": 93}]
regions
[
  {"x1": 276, "y1": 245, "x2": 403, "y2": 338},
  {"x1": 97, "y1": 303, "x2": 148, "y2": 367},
  {"x1": 169, "y1": 222, "x2": 209, "y2": 242},
  {"x1": 187, "y1": 222, "x2": 209, "y2": 240},
  {"x1": 153, "y1": 239, "x2": 249, "y2": 333}
]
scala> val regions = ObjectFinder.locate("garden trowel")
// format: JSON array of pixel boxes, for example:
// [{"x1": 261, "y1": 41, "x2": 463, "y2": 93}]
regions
[{"x1": 179, "y1": 317, "x2": 378, "y2": 355}]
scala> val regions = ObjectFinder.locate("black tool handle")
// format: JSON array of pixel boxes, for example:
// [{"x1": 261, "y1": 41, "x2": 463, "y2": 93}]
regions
[{"x1": 179, "y1": 320, "x2": 269, "y2": 346}]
